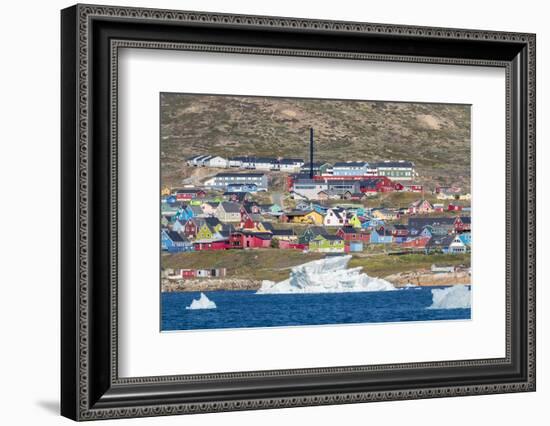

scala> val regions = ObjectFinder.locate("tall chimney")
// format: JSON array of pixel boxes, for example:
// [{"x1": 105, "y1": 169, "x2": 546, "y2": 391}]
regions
[{"x1": 309, "y1": 127, "x2": 314, "y2": 179}]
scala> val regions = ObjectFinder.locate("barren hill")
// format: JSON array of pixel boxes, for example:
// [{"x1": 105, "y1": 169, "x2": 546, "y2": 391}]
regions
[{"x1": 160, "y1": 93, "x2": 471, "y2": 189}]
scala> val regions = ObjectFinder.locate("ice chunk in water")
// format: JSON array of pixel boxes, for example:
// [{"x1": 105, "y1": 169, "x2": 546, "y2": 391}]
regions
[
  {"x1": 428, "y1": 285, "x2": 471, "y2": 309},
  {"x1": 257, "y1": 255, "x2": 396, "y2": 294},
  {"x1": 186, "y1": 293, "x2": 217, "y2": 310}
]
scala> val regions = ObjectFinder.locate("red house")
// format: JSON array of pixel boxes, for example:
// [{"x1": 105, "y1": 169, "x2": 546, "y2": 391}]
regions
[
  {"x1": 229, "y1": 232, "x2": 272, "y2": 249},
  {"x1": 401, "y1": 236, "x2": 431, "y2": 249},
  {"x1": 278, "y1": 240, "x2": 308, "y2": 250},
  {"x1": 454, "y1": 216, "x2": 471, "y2": 233},
  {"x1": 193, "y1": 240, "x2": 228, "y2": 251},
  {"x1": 174, "y1": 189, "x2": 206, "y2": 201},
  {"x1": 239, "y1": 211, "x2": 262, "y2": 230},
  {"x1": 183, "y1": 219, "x2": 199, "y2": 238},
  {"x1": 336, "y1": 227, "x2": 370, "y2": 242},
  {"x1": 180, "y1": 269, "x2": 196, "y2": 278},
  {"x1": 448, "y1": 203, "x2": 463, "y2": 211},
  {"x1": 391, "y1": 224, "x2": 409, "y2": 237}
]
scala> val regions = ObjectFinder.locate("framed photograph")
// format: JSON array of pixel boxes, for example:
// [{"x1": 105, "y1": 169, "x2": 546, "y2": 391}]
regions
[{"x1": 61, "y1": 4, "x2": 536, "y2": 421}]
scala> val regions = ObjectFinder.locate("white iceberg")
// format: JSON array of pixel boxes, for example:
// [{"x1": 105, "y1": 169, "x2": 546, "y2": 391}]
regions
[
  {"x1": 256, "y1": 255, "x2": 396, "y2": 294},
  {"x1": 428, "y1": 285, "x2": 471, "y2": 309},
  {"x1": 186, "y1": 293, "x2": 217, "y2": 310}
]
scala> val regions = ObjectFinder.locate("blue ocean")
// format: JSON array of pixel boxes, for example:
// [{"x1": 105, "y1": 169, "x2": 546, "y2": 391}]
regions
[{"x1": 161, "y1": 288, "x2": 471, "y2": 331}]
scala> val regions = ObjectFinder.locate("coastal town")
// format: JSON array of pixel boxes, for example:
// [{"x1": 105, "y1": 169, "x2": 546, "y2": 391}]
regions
[{"x1": 161, "y1": 131, "x2": 471, "y2": 289}]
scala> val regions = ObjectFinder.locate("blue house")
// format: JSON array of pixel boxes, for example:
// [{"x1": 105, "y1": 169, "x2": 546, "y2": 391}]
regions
[
  {"x1": 361, "y1": 219, "x2": 385, "y2": 230},
  {"x1": 161, "y1": 230, "x2": 194, "y2": 253},
  {"x1": 370, "y1": 228, "x2": 393, "y2": 244},
  {"x1": 458, "y1": 232, "x2": 472, "y2": 247}
]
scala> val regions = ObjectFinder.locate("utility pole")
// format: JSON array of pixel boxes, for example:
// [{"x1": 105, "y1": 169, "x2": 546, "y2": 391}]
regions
[{"x1": 309, "y1": 127, "x2": 314, "y2": 179}]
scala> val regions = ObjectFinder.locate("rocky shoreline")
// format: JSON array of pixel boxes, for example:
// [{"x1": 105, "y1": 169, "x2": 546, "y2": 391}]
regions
[
  {"x1": 161, "y1": 270, "x2": 470, "y2": 292},
  {"x1": 162, "y1": 278, "x2": 261, "y2": 292},
  {"x1": 385, "y1": 270, "x2": 470, "y2": 287}
]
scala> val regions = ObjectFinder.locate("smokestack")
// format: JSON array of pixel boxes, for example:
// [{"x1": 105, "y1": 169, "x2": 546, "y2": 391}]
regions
[{"x1": 309, "y1": 127, "x2": 314, "y2": 179}]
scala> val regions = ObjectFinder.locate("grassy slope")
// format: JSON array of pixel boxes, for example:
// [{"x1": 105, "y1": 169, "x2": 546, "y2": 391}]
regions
[
  {"x1": 162, "y1": 250, "x2": 470, "y2": 282},
  {"x1": 160, "y1": 94, "x2": 471, "y2": 189}
]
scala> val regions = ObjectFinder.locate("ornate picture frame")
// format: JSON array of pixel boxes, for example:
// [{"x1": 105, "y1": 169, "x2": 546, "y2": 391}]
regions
[{"x1": 61, "y1": 4, "x2": 535, "y2": 421}]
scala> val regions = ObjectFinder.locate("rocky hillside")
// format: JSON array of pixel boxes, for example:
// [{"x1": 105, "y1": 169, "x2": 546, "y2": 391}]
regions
[{"x1": 160, "y1": 93, "x2": 471, "y2": 189}]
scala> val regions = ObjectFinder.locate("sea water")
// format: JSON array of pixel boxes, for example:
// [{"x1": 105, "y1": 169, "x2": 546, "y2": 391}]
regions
[{"x1": 161, "y1": 287, "x2": 471, "y2": 332}]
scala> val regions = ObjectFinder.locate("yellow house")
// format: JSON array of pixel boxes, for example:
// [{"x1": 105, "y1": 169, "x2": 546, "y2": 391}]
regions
[
  {"x1": 161, "y1": 186, "x2": 172, "y2": 196},
  {"x1": 372, "y1": 209, "x2": 400, "y2": 221},
  {"x1": 284, "y1": 210, "x2": 324, "y2": 225}
]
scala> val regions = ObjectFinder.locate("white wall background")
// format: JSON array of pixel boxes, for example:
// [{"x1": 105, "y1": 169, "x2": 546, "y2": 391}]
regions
[{"x1": 0, "y1": 0, "x2": 546, "y2": 424}]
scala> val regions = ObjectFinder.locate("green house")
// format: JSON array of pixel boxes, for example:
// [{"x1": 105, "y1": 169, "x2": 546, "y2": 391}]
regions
[
  {"x1": 195, "y1": 223, "x2": 215, "y2": 240},
  {"x1": 309, "y1": 234, "x2": 345, "y2": 253},
  {"x1": 348, "y1": 214, "x2": 362, "y2": 229}
]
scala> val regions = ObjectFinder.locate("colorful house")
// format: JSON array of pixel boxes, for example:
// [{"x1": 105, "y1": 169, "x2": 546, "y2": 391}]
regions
[
  {"x1": 458, "y1": 232, "x2": 472, "y2": 247},
  {"x1": 448, "y1": 235, "x2": 468, "y2": 253},
  {"x1": 309, "y1": 234, "x2": 345, "y2": 253},
  {"x1": 195, "y1": 223, "x2": 215, "y2": 240},
  {"x1": 182, "y1": 218, "x2": 202, "y2": 239},
  {"x1": 200, "y1": 202, "x2": 219, "y2": 216},
  {"x1": 323, "y1": 208, "x2": 347, "y2": 227},
  {"x1": 161, "y1": 230, "x2": 194, "y2": 253},
  {"x1": 228, "y1": 232, "x2": 272, "y2": 249},
  {"x1": 271, "y1": 229, "x2": 298, "y2": 242},
  {"x1": 361, "y1": 218, "x2": 385, "y2": 230},
  {"x1": 215, "y1": 202, "x2": 242, "y2": 222},
  {"x1": 408, "y1": 199, "x2": 434, "y2": 214},
  {"x1": 336, "y1": 227, "x2": 370, "y2": 243},
  {"x1": 193, "y1": 239, "x2": 229, "y2": 251},
  {"x1": 347, "y1": 213, "x2": 363, "y2": 229},
  {"x1": 281, "y1": 210, "x2": 324, "y2": 225},
  {"x1": 174, "y1": 188, "x2": 206, "y2": 201},
  {"x1": 454, "y1": 216, "x2": 471, "y2": 233},
  {"x1": 371, "y1": 208, "x2": 400, "y2": 221},
  {"x1": 425, "y1": 235, "x2": 456, "y2": 253},
  {"x1": 401, "y1": 236, "x2": 431, "y2": 249},
  {"x1": 299, "y1": 226, "x2": 329, "y2": 244},
  {"x1": 370, "y1": 228, "x2": 394, "y2": 244}
]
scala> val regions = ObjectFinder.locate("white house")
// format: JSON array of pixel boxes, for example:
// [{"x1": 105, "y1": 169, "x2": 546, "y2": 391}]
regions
[
  {"x1": 323, "y1": 208, "x2": 347, "y2": 227},
  {"x1": 374, "y1": 160, "x2": 415, "y2": 181},
  {"x1": 448, "y1": 235, "x2": 468, "y2": 254},
  {"x1": 277, "y1": 158, "x2": 305, "y2": 172},
  {"x1": 205, "y1": 156, "x2": 228, "y2": 168},
  {"x1": 332, "y1": 161, "x2": 370, "y2": 176}
]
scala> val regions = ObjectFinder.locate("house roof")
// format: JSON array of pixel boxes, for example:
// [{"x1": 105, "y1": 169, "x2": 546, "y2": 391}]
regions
[
  {"x1": 338, "y1": 226, "x2": 361, "y2": 234},
  {"x1": 165, "y1": 230, "x2": 186, "y2": 243},
  {"x1": 459, "y1": 216, "x2": 471, "y2": 224},
  {"x1": 409, "y1": 217, "x2": 455, "y2": 228},
  {"x1": 320, "y1": 234, "x2": 344, "y2": 241},
  {"x1": 426, "y1": 235, "x2": 455, "y2": 248},
  {"x1": 260, "y1": 222, "x2": 274, "y2": 231},
  {"x1": 410, "y1": 199, "x2": 432, "y2": 208},
  {"x1": 375, "y1": 228, "x2": 393, "y2": 236},
  {"x1": 218, "y1": 202, "x2": 242, "y2": 213},
  {"x1": 204, "y1": 217, "x2": 221, "y2": 227},
  {"x1": 393, "y1": 224, "x2": 408, "y2": 230},
  {"x1": 271, "y1": 228, "x2": 295, "y2": 236},
  {"x1": 278, "y1": 158, "x2": 304, "y2": 164},
  {"x1": 333, "y1": 161, "x2": 368, "y2": 168},
  {"x1": 187, "y1": 205, "x2": 203, "y2": 215},
  {"x1": 303, "y1": 226, "x2": 329, "y2": 236},
  {"x1": 373, "y1": 161, "x2": 414, "y2": 168},
  {"x1": 175, "y1": 188, "x2": 204, "y2": 194},
  {"x1": 215, "y1": 172, "x2": 265, "y2": 178}
]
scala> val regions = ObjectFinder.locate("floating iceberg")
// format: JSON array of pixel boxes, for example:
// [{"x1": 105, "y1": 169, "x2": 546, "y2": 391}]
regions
[
  {"x1": 256, "y1": 255, "x2": 396, "y2": 294},
  {"x1": 186, "y1": 293, "x2": 217, "y2": 310},
  {"x1": 428, "y1": 285, "x2": 471, "y2": 309}
]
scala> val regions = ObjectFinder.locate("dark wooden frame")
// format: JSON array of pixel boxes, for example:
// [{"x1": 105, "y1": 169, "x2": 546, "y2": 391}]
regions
[{"x1": 61, "y1": 4, "x2": 536, "y2": 421}]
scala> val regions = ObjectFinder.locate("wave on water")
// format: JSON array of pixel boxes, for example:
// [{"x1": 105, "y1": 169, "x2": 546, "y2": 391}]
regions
[
  {"x1": 186, "y1": 293, "x2": 217, "y2": 310},
  {"x1": 257, "y1": 255, "x2": 396, "y2": 294},
  {"x1": 428, "y1": 285, "x2": 471, "y2": 309}
]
